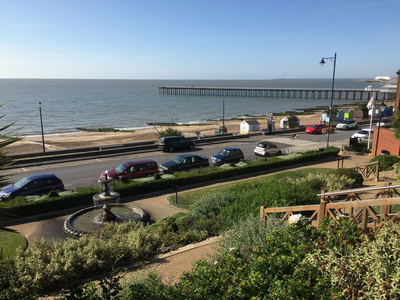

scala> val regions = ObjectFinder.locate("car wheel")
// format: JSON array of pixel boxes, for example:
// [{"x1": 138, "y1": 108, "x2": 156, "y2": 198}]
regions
[
  {"x1": 345, "y1": 126, "x2": 349, "y2": 130},
  {"x1": 277, "y1": 151, "x2": 282, "y2": 156},
  {"x1": 169, "y1": 147, "x2": 174, "y2": 152},
  {"x1": 189, "y1": 144, "x2": 194, "y2": 150},
  {"x1": 146, "y1": 173, "x2": 153, "y2": 178},
  {"x1": 355, "y1": 125, "x2": 358, "y2": 129},
  {"x1": 264, "y1": 152, "x2": 270, "y2": 157}
]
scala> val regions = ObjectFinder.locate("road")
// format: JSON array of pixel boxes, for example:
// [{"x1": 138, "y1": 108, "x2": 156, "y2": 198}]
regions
[{"x1": 2, "y1": 128, "x2": 361, "y2": 191}]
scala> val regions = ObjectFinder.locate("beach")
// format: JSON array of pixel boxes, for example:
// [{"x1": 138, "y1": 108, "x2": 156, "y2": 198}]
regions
[{"x1": 3, "y1": 112, "x2": 324, "y2": 155}]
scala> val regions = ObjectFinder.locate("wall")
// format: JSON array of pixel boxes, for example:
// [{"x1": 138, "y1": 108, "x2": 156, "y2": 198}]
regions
[{"x1": 371, "y1": 127, "x2": 400, "y2": 157}]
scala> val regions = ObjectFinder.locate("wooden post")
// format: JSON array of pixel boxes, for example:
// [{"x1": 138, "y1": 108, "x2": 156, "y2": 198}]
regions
[
  {"x1": 317, "y1": 201, "x2": 327, "y2": 227},
  {"x1": 376, "y1": 160, "x2": 380, "y2": 181},
  {"x1": 361, "y1": 207, "x2": 368, "y2": 233},
  {"x1": 260, "y1": 206, "x2": 265, "y2": 221}
]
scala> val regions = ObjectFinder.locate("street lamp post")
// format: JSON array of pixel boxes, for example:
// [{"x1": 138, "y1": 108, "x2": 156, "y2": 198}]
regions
[
  {"x1": 39, "y1": 102, "x2": 45, "y2": 153},
  {"x1": 319, "y1": 52, "x2": 337, "y2": 148}
]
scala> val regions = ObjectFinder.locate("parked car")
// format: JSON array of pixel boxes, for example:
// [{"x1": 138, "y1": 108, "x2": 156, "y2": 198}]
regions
[
  {"x1": 254, "y1": 141, "x2": 282, "y2": 157},
  {"x1": 100, "y1": 159, "x2": 158, "y2": 180},
  {"x1": 335, "y1": 120, "x2": 358, "y2": 130},
  {"x1": 376, "y1": 119, "x2": 391, "y2": 126},
  {"x1": 0, "y1": 173, "x2": 64, "y2": 200},
  {"x1": 158, "y1": 136, "x2": 195, "y2": 152},
  {"x1": 351, "y1": 128, "x2": 374, "y2": 139},
  {"x1": 159, "y1": 153, "x2": 209, "y2": 174},
  {"x1": 211, "y1": 147, "x2": 244, "y2": 165},
  {"x1": 305, "y1": 124, "x2": 329, "y2": 134}
]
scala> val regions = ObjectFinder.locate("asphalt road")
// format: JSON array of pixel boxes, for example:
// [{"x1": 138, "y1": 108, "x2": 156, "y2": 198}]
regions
[{"x1": 2, "y1": 128, "x2": 363, "y2": 191}]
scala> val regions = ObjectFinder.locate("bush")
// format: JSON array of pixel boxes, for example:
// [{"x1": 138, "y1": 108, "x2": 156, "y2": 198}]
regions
[
  {"x1": 158, "y1": 127, "x2": 183, "y2": 138},
  {"x1": 370, "y1": 154, "x2": 400, "y2": 171},
  {"x1": 47, "y1": 190, "x2": 60, "y2": 198},
  {"x1": 334, "y1": 168, "x2": 364, "y2": 187},
  {"x1": 153, "y1": 173, "x2": 161, "y2": 180},
  {"x1": 188, "y1": 192, "x2": 234, "y2": 219},
  {"x1": 13, "y1": 196, "x2": 26, "y2": 206}
]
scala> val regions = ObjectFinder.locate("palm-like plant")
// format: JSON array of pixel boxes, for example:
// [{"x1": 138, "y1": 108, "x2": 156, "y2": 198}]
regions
[{"x1": 0, "y1": 106, "x2": 21, "y2": 225}]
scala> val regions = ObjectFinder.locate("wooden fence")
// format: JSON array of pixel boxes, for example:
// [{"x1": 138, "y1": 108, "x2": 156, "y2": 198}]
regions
[{"x1": 260, "y1": 184, "x2": 400, "y2": 232}]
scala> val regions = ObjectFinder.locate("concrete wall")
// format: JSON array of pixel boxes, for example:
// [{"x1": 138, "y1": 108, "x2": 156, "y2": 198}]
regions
[{"x1": 371, "y1": 127, "x2": 400, "y2": 157}]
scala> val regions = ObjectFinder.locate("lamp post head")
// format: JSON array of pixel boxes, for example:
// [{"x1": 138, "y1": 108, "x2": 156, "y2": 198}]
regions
[
  {"x1": 39, "y1": 101, "x2": 41, "y2": 107},
  {"x1": 319, "y1": 58, "x2": 325, "y2": 66}
]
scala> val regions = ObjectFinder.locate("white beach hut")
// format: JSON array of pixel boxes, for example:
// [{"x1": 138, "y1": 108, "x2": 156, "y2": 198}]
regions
[{"x1": 240, "y1": 120, "x2": 260, "y2": 133}]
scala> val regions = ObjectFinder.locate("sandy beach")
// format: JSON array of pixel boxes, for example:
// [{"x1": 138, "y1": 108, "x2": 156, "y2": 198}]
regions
[
  {"x1": 5, "y1": 99, "x2": 393, "y2": 156},
  {"x1": 4, "y1": 112, "x2": 327, "y2": 156}
]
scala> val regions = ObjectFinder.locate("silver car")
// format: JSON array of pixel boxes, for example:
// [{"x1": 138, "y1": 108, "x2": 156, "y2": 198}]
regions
[
  {"x1": 254, "y1": 141, "x2": 282, "y2": 157},
  {"x1": 351, "y1": 129, "x2": 373, "y2": 139}
]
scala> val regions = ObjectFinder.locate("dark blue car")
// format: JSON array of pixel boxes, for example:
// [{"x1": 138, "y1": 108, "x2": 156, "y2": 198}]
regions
[
  {"x1": 0, "y1": 173, "x2": 64, "y2": 200},
  {"x1": 210, "y1": 147, "x2": 244, "y2": 165}
]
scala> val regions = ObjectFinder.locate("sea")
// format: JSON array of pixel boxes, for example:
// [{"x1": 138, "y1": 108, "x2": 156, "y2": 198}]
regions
[{"x1": 0, "y1": 78, "x2": 385, "y2": 137}]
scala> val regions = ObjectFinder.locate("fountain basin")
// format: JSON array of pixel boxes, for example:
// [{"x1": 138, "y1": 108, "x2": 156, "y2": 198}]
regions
[{"x1": 64, "y1": 204, "x2": 149, "y2": 237}]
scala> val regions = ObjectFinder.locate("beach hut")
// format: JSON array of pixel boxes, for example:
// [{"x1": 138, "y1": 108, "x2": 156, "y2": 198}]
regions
[
  {"x1": 280, "y1": 117, "x2": 289, "y2": 129},
  {"x1": 240, "y1": 120, "x2": 260, "y2": 133},
  {"x1": 333, "y1": 109, "x2": 354, "y2": 122}
]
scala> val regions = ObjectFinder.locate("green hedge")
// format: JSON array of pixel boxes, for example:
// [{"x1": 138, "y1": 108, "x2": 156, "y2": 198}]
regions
[{"x1": 1, "y1": 147, "x2": 340, "y2": 219}]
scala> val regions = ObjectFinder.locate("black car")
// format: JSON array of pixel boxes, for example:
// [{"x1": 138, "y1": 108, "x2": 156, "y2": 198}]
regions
[
  {"x1": 159, "y1": 153, "x2": 209, "y2": 174},
  {"x1": 157, "y1": 136, "x2": 195, "y2": 152},
  {"x1": 0, "y1": 173, "x2": 64, "y2": 200},
  {"x1": 210, "y1": 147, "x2": 244, "y2": 165}
]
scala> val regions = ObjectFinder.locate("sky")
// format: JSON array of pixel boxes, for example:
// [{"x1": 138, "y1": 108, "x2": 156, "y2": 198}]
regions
[{"x1": 0, "y1": 0, "x2": 399, "y2": 80}]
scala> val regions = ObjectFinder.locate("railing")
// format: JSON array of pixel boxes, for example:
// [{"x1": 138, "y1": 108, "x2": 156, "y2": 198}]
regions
[
  {"x1": 261, "y1": 184, "x2": 400, "y2": 232},
  {"x1": 352, "y1": 161, "x2": 380, "y2": 181}
]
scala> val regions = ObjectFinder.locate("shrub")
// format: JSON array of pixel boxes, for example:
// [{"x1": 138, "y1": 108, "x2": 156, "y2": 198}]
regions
[
  {"x1": 370, "y1": 154, "x2": 400, "y2": 171},
  {"x1": 188, "y1": 192, "x2": 234, "y2": 219},
  {"x1": 47, "y1": 190, "x2": 60, "y2": 198},
  {"x1": 334, "y1": 168, "x2": 364, "y2": 187},
  {"x1": 158, "y1": 127, "x2": 183, "y2": 138},
  {"x1": 287, "y1": 171, "x2": 356, "y2": 192},
  {"x1": 153, "y1": 173, "x2": 161, "y2": 180},
  {"x1": 13, "y1": 196, "x2": 26, "y2": 206}
]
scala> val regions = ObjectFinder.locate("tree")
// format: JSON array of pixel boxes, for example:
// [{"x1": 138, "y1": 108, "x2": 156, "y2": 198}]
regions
[
  {"x1": 0, "y1": 105, "x2": 21, "y2": 225},
  {"x1": 288, "y1": 115, "x2": 300, "y2": 128},
  {"x1": 392, "y1": 109, "x2": 400, "y2": 140},
  {"x1": 323, "y1": 106, "x2": 339, "y2": 120},
  {"x1": 358, "y1": 102, "x2": 369, "y2": 118}
]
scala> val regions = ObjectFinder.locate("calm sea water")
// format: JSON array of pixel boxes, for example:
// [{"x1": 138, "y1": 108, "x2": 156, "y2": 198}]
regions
[{"x1": 0, "y1": 79, "x2": 383, "y2": 136}]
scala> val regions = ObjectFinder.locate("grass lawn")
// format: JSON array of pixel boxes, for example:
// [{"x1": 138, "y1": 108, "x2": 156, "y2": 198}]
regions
[
  {"x1": 0, "y1": 230, "x2": 26, "y2": 258},
  {"x1": 170, "y1": 167, "x2": 332, "y2": 209}
]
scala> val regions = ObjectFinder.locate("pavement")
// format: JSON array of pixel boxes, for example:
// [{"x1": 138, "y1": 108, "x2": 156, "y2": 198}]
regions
[{"x1": 6, "y1": 152, "x2": 396, "y2": 289}]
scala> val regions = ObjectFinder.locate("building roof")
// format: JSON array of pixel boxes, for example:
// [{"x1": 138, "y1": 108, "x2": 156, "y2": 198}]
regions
[{"x1": 242, "y1": 120, "x2": 260, "y2": 125}]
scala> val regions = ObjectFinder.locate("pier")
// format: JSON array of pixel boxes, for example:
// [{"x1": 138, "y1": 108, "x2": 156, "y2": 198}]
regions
[{"x1": 159, "y1": 86, "x2": 391, "y2": 100}]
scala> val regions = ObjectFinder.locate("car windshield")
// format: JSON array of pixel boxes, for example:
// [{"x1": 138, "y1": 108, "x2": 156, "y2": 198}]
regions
[
  {"x1": 173, "y1": 156, "x2": 185, "y2": 163},
  {"x1": 217, "y1": 149, "x2": 230, "y2": 157},
  {"x1": 13, "y1": 177, "x2": 33, "y2": 189},
  {"x1": 114, "y1": 163, "x2": 128, "y2": 173},
  {"x1": 310, "y1": 125, "x2": 318, "y2": 128},
  {"x1": 358, "y1": 130, "x2": 371, "y2": 134}
]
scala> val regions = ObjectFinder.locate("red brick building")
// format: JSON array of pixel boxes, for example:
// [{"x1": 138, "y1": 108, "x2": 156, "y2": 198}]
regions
[{"x1": 371, "y1": 69, "x2": 400, "y2": 157}]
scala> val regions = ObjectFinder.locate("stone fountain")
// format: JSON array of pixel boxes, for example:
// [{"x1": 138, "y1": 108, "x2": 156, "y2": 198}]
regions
[{"x1": 64, "y1": 171, "x2": 149, "y2": 237}]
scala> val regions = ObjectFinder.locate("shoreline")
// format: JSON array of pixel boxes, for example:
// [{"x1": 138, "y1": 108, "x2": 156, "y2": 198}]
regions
[{"x1": 4, "y1": 100, "x2": 394, "y2": 156}]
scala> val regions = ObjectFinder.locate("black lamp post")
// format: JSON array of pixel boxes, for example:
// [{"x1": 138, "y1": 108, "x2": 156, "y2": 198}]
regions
[
  {"x1": 374, "y1": 101, "x2": 386, "y2": 156},
  {"x1": 39, "y1": 102, "x2": 45, "y2": 153},
  {"x1": 319, "y1": 52, "x2": 337, "y2": 148}
]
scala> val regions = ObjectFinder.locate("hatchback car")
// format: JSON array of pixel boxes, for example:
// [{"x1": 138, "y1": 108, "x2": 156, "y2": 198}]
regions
[
  {"x1": 0, "y1": 173, "x2": 64, "y2": 200},
  {"x1": 351, "y1": 129, "x2": 374, "y2": 139},
  {"x1": 335, "y1": 120, "x2": 358, "y2": 130},
  {"x1": 158, "y1": 136, "x2": 195, "y2": 152},
  {"x1": 159, "y1": 153, "x2": 209, "y2": 174},
  {"x1": 100, "y1": 159, "x2": 158, "y2": 180},
  {"x1": 305, "y1": 124, "x2": 328, "y2": 134},
  {"x1": 254, "y1": 141, "x2": 282, "y2": 157},
  {"x1": 211, "y1": 147, "x2": 244, "y2": 165}
]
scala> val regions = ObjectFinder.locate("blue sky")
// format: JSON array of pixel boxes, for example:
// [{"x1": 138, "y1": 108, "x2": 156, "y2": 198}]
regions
[{"x1": 1, "y1": 0, "x2": 399, "y2": 79}]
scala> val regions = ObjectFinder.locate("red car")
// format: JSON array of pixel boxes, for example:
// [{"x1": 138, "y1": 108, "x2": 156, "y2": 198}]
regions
[
  {"x1": 100, "y1": 159, "x2": 158, "y2": 180},
  {"x1": 305, "y1": 124, "x2": 328, "y2": 134}
]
